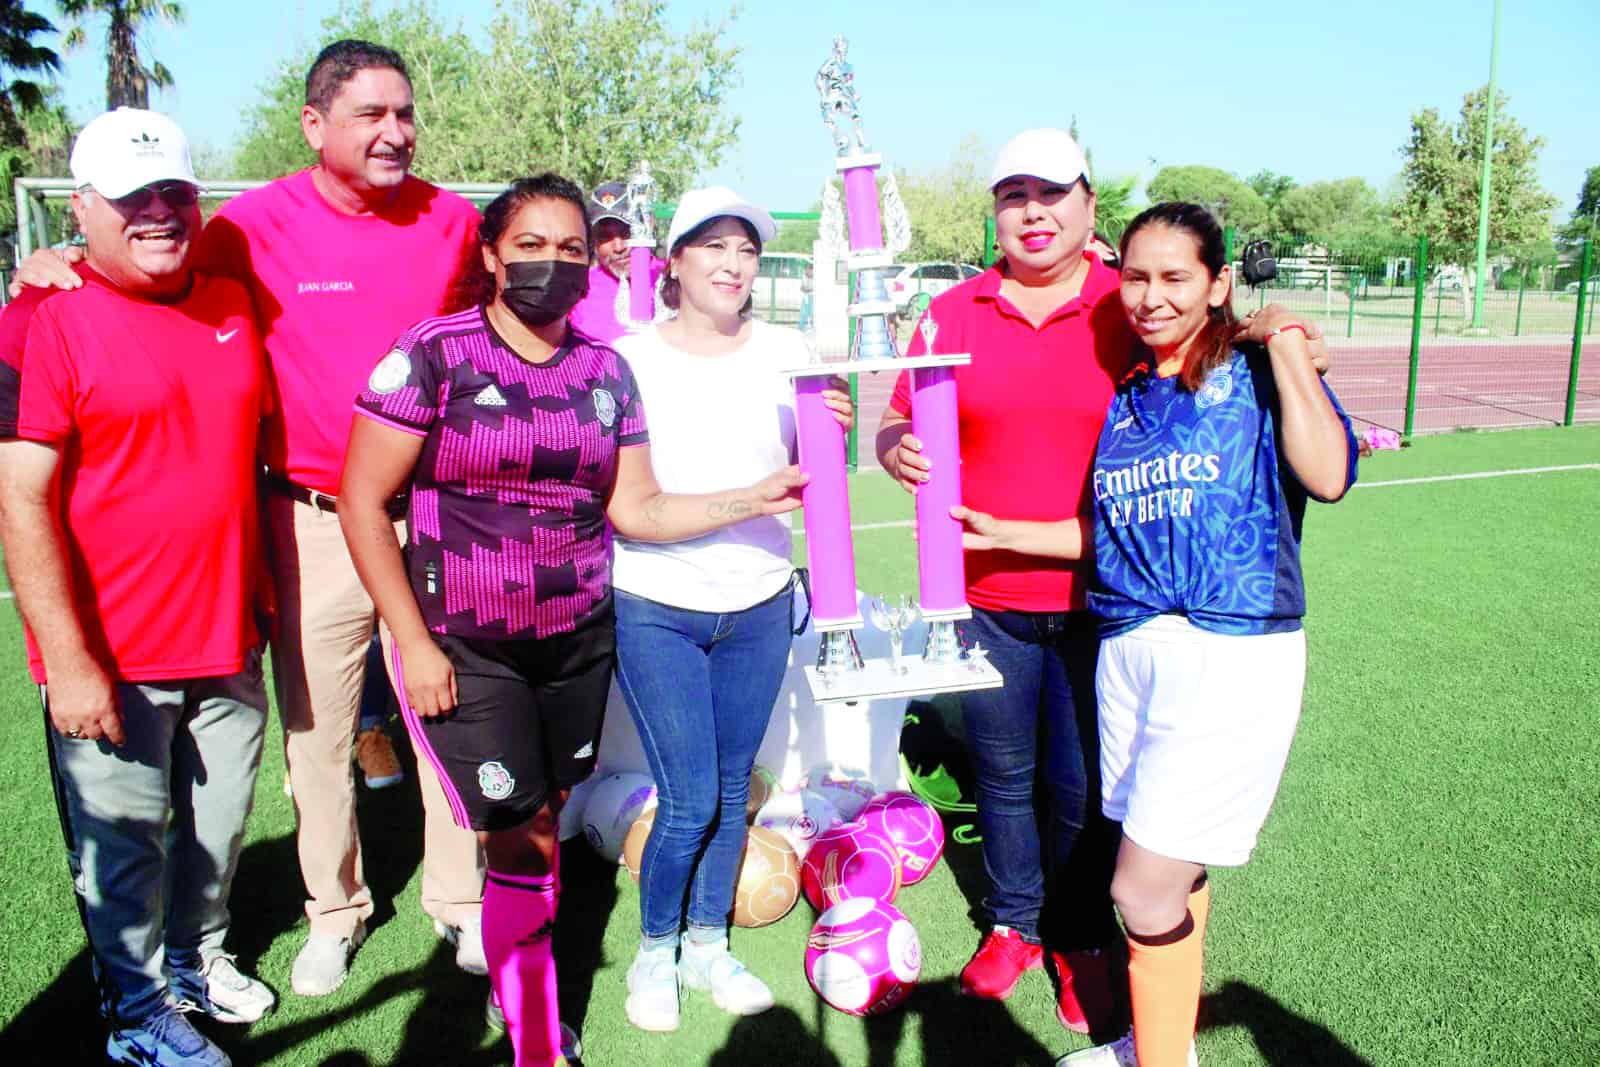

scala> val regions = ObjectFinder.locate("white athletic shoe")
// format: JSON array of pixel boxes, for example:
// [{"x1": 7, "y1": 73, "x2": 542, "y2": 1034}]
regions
[
  {"x1": 1056, "y1": 1032, "x2": 1198, "y2": 1067},
  {"x1": 290, "y1": 923, "x2": 366, "y2": 997},
  {"x1": 434, "y1": 914, "x2": 488, "y2": 976},
  {"x1": 175, "y1": 954, "x2": 276, "y2": 1024},
  {"x1": 624, "y1": 943, "x2": 681, "y2": 1032},
  {"x1": 678, "y1": 934, "x2": 774, "y2": 1017}
]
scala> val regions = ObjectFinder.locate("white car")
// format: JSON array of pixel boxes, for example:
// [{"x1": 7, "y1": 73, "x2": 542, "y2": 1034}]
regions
[
  {"x1": 886, "y1": 262, "x2": 982, "y2": 312},
  {"x1": 1564, "y1": 279, "x2": 1599, "y2": 295}
]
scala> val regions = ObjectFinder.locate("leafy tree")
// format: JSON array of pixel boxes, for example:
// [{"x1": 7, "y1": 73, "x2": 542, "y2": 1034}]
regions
[
  {"x1": 231, "y1": 0, "x2": 742, "y2": 197},
  {"x1": 1146, "y1": 165, "x2": 1271, "y2": 232},
  {"x1": 1557, "y1": 164, "x2": 1599, "y2": 247},
  {"x1": 59, "y1": 0, "x2": 184, "y2": 110},
  {"x1": 1395, "y1": 85, "x2": 1556, "y2": 248},
  {"x1": 0, "y1": 86, "x2": 74, "y2": 261},
  {"x1": 1246, "y1": 168, "x2": 1296, "y2": 216},
  {"x1": 1275, "y1": 178, "x2": 1384, "y2": 238},
  {"x1": 0, "y1": 0, "x2": 59, "y2": 143}
]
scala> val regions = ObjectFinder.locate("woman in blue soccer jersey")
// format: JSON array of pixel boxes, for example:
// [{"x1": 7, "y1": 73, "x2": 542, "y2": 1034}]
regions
[
  {"x1": 954, "y1": 202, "x2": 1358, "y2": 1067},
  {"x1": 337, "y1": 174, "x2": 809, "y2": 1067}
]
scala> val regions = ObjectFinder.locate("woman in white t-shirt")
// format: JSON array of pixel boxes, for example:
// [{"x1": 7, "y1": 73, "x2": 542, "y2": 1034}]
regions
[{"x1": 611, "y1": 187, "x2": 851, "y2": 1032}]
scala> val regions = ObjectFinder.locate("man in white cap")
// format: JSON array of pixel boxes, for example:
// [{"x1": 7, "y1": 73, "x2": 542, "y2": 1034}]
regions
[{"x1": 0, "y1": 107, "x2": 273, "y2": 1067}]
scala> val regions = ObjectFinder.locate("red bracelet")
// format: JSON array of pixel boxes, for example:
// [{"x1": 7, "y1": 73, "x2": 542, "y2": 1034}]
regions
[{"x1": 1264, "y1": 323, "x2": 1308, "y2": 342}]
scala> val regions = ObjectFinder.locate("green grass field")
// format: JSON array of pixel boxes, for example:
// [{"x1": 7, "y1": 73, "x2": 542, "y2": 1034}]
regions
[{"x1": 2, "y1": 427, "x2": 1598, "y2": 1066}]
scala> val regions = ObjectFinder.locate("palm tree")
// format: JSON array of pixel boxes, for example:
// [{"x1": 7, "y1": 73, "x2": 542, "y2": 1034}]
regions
[
  {"x1": 0, "y1": 0, "x2": 60, "y2": 145},
  {"x1": 58, "y1": 0, "x2": 183, "y2": 110}
]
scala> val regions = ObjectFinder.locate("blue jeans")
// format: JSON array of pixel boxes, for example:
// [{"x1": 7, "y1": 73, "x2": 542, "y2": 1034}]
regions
[
  {"x1": 614, "y1": 584, "x2": 794, "y2": 941},
  {"x1": 956, "y1": 607, "x2": 1117, "y2": 949},
  {"x1": 46, "y1": 660, "x2": 268, "y2": 1023}
]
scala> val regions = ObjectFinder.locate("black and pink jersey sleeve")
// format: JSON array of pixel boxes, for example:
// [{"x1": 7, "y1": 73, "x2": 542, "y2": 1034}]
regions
[{"x1": 356, "y1": 309, "x2": 647, "y2": 641}]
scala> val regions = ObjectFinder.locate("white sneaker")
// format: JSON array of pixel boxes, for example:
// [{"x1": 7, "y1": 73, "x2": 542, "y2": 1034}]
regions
[
  {"x1": 1056, "y1": 1032, "x2": 1198, "y2": 1067},
  {"x1": 624, "y1": 943, "x2": 681, "y2": 1032},
  {"x1": 483, "y1": 993, "x2": 581, "y2": 1059},
  {"x1": 434, "y1": 914, "x2": 488, "y2": 976},
  {"x1": 290, "y1": 923, "x2": 366, "y2": 997},
  {"x1": 678, "y1": 934, "x2": 773, "y2": 1017},
  {"x1": 185, "y1": 954, "x2": 276, "y2": 1024}
]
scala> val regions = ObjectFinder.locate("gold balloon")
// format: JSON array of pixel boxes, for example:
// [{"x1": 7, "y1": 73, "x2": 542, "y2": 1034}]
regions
[
  {"x1": 622, "y1": 809, "x2": 655, "y2": 884},
  {"x1": 733, "y1": 826, "x2": 801, "y2": 928},
  {"x1": 746, "y1": 765, "x2": 777, "y2": 824}
]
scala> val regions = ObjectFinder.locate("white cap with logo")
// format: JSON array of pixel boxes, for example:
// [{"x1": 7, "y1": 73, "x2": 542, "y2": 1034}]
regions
[
  {"x1": 70, "y1": 107, "x2": 198, "y2": 199},
  {"x1": 664, "y1": 186, "x2": 777, "y2": 254},
  {"x1": 988, "y1": 128, "x2": 1091, "y2": 191}
]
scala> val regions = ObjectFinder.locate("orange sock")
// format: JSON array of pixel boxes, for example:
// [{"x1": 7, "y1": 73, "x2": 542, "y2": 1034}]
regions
[{"x1": 1126, "y1": 876, "x2": 1209, "y2": 1067}]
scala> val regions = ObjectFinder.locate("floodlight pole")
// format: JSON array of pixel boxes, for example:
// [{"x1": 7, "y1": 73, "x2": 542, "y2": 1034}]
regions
[{"x1": 1470, "y1": 0, "x2": 1502, "y2": 330}]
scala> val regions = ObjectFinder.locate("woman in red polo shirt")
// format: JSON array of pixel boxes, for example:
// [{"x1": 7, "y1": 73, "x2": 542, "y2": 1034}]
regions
[{"x1": 876, "y1": 128, "x2": 1128, "y2": 1033}]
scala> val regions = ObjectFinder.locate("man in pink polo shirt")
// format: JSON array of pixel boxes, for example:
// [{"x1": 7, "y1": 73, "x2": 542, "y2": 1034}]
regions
[
  {"x1": 569, "y1": 179, "x2": 665, "y2": 343},
  {"x1": 10, "y1": 39, "x2": 488, "y2": 998}
]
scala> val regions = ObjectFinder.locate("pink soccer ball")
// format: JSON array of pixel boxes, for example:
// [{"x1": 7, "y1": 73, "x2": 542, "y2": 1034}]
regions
[
  {"x1": 805, "y1": 897, "x2": 922, "y2": 1016},
  {"x1": 857, "y1": 792, "x2": 945, "y2": 887},
  {"x1": 800, "y1": 822, "x2": 901, "y2": 912}
]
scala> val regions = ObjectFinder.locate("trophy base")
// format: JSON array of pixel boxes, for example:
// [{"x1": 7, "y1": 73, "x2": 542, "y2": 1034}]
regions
[
  {"x1": 835, "y1": 151, "x2": 884, "y2": 172},
  {"x1": 803, "y1": 655, "x2": 1003, "y2": 706},
  {"x1": 783, "y1": 352, "x2": 973, "y2": 378},
  {"x1": 847, "y1": 299, "x2": 898, "y2": 318},
  {"x1": 626, "y1": 237, "x2": 655, "y2": 248}
]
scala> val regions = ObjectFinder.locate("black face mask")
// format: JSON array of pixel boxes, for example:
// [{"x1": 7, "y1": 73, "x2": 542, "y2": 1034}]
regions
[{"x1": 499, "y1": 259, "x2": 590, "y2": 327}]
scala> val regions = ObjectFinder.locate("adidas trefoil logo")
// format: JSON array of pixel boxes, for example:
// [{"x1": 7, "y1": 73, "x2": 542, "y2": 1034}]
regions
[{"x1": 475, "y1": 384, "x2": 507, "y2": 408}]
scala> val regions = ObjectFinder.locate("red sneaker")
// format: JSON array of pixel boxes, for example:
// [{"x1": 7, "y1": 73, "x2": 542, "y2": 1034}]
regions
[
  {"x1": 959, "y1": 926, "x2": 1043, "y2": 1000},
  {"x1": 1049, "y1": 948, "x2": 1115, "y2": 1034}
]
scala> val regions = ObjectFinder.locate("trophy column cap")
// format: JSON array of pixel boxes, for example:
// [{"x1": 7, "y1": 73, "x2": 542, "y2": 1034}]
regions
[{"x1": 834, "y1": 151, "x2": 884, "y2": 172}]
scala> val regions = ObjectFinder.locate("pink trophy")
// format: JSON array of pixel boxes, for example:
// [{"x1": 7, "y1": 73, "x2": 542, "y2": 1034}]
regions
[
  {"x1": 787, "y1": 35, "x2": 1001, "y2": 705},
  {"x1": 617, "y1": 159, "x2": 658, "y2": 331}
]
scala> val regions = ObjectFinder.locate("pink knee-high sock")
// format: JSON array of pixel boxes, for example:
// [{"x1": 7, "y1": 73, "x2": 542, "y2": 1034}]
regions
[{"x1": 483, "y1": 868, "x2": 562, "y2": 1067}]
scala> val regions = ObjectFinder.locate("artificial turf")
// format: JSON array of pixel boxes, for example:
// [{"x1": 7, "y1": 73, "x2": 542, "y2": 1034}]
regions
[{"x1": 1, "y1": 425, "x2": 1596, "y2": 1065}]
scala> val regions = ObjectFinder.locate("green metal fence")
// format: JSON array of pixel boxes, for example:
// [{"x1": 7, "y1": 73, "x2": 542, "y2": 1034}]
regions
[{"x1": 1219, "y1": 228, "x2": 1595, "y2": 435}]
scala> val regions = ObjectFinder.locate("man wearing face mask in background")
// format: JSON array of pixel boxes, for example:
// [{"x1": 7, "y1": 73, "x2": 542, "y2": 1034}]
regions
[
  {"x1": 568, "y1": 180, "x2": 666, "y2": 344},
  {"x1": 10, "y1": 38, "x2": 492, "y2": 997}
]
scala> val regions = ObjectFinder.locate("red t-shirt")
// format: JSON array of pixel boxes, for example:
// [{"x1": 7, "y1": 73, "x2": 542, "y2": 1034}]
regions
[
  {"x1": 9, "y1": 267, "x2": 268, "y2": 683},
  {"x1": 890, "y1": 256, "x2": 1133, "y2": 613},
  {"x1": 197, "y1": 170, "x2": 481, "y2": 494}
]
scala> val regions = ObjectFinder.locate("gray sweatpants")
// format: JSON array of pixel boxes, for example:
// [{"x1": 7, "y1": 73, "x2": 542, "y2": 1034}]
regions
[{"x1": 46, "y1": 655, "x2": 267, "y2": 1023}]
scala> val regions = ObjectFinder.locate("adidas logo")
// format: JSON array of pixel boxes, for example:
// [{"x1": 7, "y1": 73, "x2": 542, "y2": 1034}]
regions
[
  {"x1": 516, "y1": 918, "x2": 556, "y2": 946},
  {"x1": 573, "y1": 741, "x2": 594, "y2": 760},
  {"x1": 475, "y1": 384, "x2": 507, "y2": 407}
]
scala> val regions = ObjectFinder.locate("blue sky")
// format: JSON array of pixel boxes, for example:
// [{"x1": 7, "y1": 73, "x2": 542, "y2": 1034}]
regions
[{"x1": 44, "y1": 0, "x2": 1600, "y2": 220}]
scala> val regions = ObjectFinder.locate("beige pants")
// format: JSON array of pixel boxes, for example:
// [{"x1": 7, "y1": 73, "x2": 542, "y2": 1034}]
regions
[{"x1": 266, "y1": 494, "x2": 484, "y2": 937}]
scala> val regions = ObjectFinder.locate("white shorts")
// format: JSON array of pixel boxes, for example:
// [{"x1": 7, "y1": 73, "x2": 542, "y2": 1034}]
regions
[{"x1": 1097, "y1": 614, "x2": 1306, "y2": 867}]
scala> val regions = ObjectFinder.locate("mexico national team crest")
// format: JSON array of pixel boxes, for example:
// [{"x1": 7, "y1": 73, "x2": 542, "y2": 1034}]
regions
[
  {"x1": 1195, "y1": 366, "x2": 1234, "y2": 410},
  {"x1": 592, "y1": 387, "x2": 617, "y2": 427},
  {"x1": 368, "y1": 348, "x2": 411, "y2": 394},
  {"x1": 477, "y1": 760, "x2": 515, "y2": 801}
]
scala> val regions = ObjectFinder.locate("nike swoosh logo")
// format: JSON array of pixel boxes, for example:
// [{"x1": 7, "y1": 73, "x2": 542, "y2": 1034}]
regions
[{"x1": 216, "y1": 329, "x2": 239, "y2": 343}]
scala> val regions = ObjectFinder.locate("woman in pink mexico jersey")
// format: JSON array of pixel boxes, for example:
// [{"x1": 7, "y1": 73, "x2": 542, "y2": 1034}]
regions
[{"x1": 336, "y1": 173, "x2": 809, "y2": 1067}]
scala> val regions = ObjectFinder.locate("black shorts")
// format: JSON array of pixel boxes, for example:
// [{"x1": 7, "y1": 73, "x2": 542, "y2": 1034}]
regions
[{"x1": 396, "y1": 604, "x2": 614, "y2": 832}]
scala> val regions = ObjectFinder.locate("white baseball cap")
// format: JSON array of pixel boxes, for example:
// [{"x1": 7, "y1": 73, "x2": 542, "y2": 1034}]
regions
[
  {"x1": 665, "y1": 186, "x2": 777, "y2": 253},
  {"x1": 70, "y1": 107, "x2": 198, "y2": 199},
  {"x1": 988, "y1": 128, "x2": 1091, "y2": 191}
]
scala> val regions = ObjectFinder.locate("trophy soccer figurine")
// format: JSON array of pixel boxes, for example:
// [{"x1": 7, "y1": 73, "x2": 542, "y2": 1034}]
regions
[
  {"x1": 613, "y1": 159, "x2": 659, "y2": 331},
  {"x1": 787, "y1": 36, "x2": 1002, "y2": 705}
]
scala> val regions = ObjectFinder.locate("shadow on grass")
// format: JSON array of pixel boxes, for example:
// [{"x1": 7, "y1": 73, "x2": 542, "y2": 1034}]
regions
[
  {"x1": 1200, "y1": 979, "x2": 1374, "y2": 1067},
  {"x1": 861, "y1": 976, "x2": 1059, "y2": 1066},
  {"x1": 552, "y1": 834, "x2": 620, "y2": 1036}
]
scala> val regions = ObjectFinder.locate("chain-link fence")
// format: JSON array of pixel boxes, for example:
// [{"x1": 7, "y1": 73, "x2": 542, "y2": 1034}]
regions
[{"x1": 1223, "y1": 229, "x2": 1595, "y2": 434}]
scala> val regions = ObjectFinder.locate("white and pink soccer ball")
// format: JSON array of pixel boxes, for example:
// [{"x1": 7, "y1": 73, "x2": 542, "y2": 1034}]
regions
[
  {"x1": 857, "y1": 791, "x2": 944, "y2": 887},
  {"x1": 800, "y1": 821, "x2": 901, "y2": 912},
  {"x1": 803, "y1": 765, "x2": 878, "y2": 820},
  {"x1": 805, "y1": 897, "x2": 922, "y2": 1016},
  {"x1": 580, "y1": 772, "x2": 658, "y2": 863},
  {"x1": 754, "y1": 787, "x2": 841, "y2": 861}
]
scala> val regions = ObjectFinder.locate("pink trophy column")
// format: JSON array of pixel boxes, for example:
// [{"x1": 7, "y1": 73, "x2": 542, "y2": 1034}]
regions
[
  {"x1": 910, "y1": 360, "x2": 966, "y2": 615},
  {"x1": 627, "y1": 244, "x2": 654, "y2": 324},
  {"x1": 796, "y1": 375, "x2": 858, "y2": 624}
]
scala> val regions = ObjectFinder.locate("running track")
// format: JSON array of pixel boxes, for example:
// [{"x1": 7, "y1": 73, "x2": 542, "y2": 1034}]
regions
[{"x1": 848, "y1": 337, "x2": 1600, "y2": 443}]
